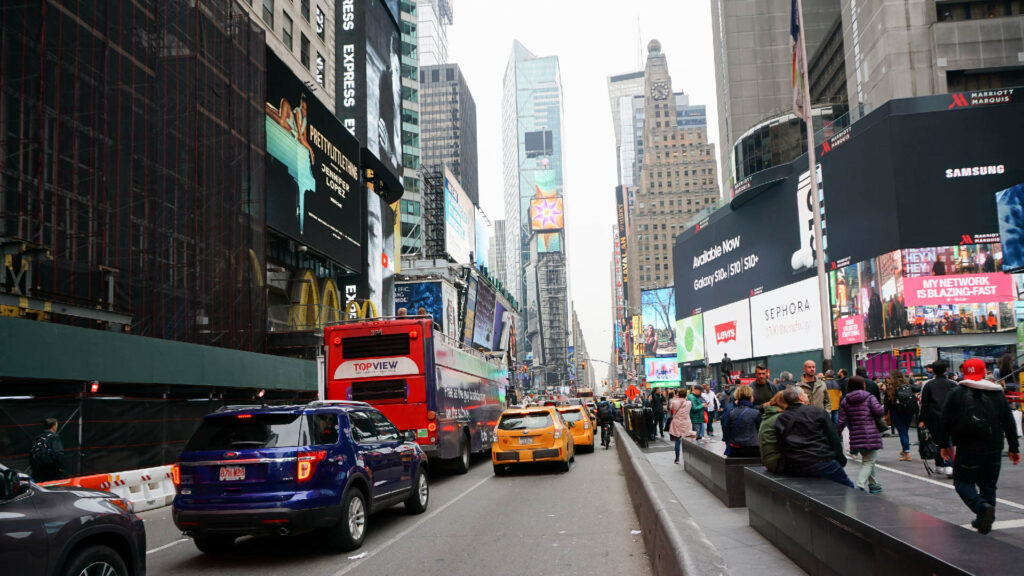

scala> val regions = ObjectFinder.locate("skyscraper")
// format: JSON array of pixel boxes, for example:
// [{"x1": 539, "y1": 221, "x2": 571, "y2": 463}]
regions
[
  {"x1": 416, "y1": 0, "x2": 454, "y2": 67},
  {"x1": 490, "y1": 220, "x2": 508, "y2": 290},
  {"x1": 502, "y1": 41, "x2": 570, "y2": 387},
  {"x1": 400, "y1": 1, "x2": 422, "y2": 257},
  {"x1": 419, "y1": 63, "x2": 479, "y2": 205}
]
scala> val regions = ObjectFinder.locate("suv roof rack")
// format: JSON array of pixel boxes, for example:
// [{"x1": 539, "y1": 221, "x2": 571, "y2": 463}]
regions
[
  {"x1": 306, "y1": 400, "x2": 372, "y2": 408},
  {"x1": 213, "y1": 404, "x2": 268, "y2": 413}
]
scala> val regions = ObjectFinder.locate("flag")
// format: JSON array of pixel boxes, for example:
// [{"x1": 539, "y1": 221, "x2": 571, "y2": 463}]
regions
[{"x1": 791, "y1": 0, "x2": 808, "y2": 121}]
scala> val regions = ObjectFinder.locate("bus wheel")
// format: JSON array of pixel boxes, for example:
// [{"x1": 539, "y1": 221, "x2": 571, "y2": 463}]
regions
[{"x1": 453, "y1": 432, "x2": 470, "y2": 475}]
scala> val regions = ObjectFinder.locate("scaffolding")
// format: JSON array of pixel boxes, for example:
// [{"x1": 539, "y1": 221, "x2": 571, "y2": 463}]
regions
[
  {"x1": 420, "y1": 168, "x2": 445, "y2": 260},
  {"x1": 0, "y1": 0, "x2": 267, "y2": 351}
]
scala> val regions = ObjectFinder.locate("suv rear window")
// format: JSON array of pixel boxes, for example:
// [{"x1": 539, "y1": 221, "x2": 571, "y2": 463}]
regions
[
  {"x1": 185, "y1": 414, "x2": 304, "y2": 451},
  {"x1": 557, "y1": 410, "x2": 584, "y2": 422},
  {"x1": 498, "y1": 413, "x2": 553, "y2": 430}
]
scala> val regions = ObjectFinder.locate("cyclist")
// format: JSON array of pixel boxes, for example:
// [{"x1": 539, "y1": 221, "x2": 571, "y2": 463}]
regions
[{"x1": 596, "y1": 396, "x2": 615, "y2": 448}]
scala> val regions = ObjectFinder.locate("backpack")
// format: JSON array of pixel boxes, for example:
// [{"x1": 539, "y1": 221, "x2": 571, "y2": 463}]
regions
[
  {"x1": 29, "y1": 432, "x2": 56, "y2": 469},
  {"x1": 895, "y1": 385, "x2": 917, "y2": 414},
  {"x1": 597, "y1": 401, "x2": 612, "y2": 421},
  {"x1": 961, "y1": 388, "x2": 995, "y2": 438}
]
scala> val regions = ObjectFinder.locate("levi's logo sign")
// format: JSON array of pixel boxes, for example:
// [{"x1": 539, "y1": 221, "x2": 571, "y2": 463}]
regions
[{"x1": 715, "y1": 321, "x2": 737, "y2": 344}]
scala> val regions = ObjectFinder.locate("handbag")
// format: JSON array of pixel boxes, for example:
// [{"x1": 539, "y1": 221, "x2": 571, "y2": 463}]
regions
[{"x1": 874, "y1": 414, "x2": 888, "y2": 433}]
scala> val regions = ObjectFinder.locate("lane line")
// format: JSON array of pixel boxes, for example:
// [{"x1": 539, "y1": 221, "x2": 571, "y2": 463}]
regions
[
  {"x1": 146, "y1": 538, "x2": 189, "y2": 555},
  {"x1": 329, "y1": 473, "x2": 492, "y2": 576},
  {"x1": 959, "y1": 518, "x2": 1024, "y2": 531},
  {"x1": 873, "y1": 463, "x2": 1024, "y2": 511}
]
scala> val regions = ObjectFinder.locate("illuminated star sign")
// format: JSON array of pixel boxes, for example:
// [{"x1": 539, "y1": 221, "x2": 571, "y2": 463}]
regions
[{"x1": 531, "y1": 198, "x2": 564, "y2": 230}]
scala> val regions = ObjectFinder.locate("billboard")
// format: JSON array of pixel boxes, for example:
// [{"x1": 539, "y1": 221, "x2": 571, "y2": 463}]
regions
[
  {"x1": 475, "y1": 209, "x2": 490, "y2": 267},
  {"x1": 676, "y1": 314, "x2": 705, "y2": 364},
  {"x1": 395, "y1": 280, "x2": 459, "y2": 340},
  {"x1": 645, "y1": 358, "x2": 681, "y2": 385},
  {"x1": 530, "y1": 197, "x2": 565, "y2": 231},
  {"x1": 703, "y1": 300, "x2": 753, "y2": 362},
  {"x1": 538, "y1": 232, "x2": 562, "y2": 253},
  {"x1": 265, "y1": 51, "x2": 362, "y2": 270},
  {"x1": 444, "y1": 169, "x2": 475, "y2": 263},
  {"x1": 750, "y1": 277, "x2": 827, "y2": 357},
  {"x1": 473, "y1": 283, "x2": 497, "y2": 350},
  {"x1": 335, "y1": 0, "x2": 402, "y2": 181},
  {"x1": 996, "y1": 182, "x2": 1024, "y2": 272},
  {"x1": 641, "y1": 288, "x2": 677, "y2": 357},
  {"x1": 463, "y1": 275, "x2": 478, "y2": 346},
  {"x1": 616, "y1": 186, "x2": 630, "y2": 299},
  {"x1": 492, "y1": 302, "x2": 506, "y2": 351}
]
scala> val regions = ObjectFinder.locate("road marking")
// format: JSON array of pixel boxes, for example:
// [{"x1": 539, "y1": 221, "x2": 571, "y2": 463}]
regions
[
  {"x1": 959, "y1": 518, "x2": 1024, "y2": 531},
  {"x1": 873, "y1": 463, "x2": 1024, "y2": 511},
  {"x1": 329, "y1": 473, "x2": 491, "y2": 576},
  {"x1": 146, "y1": 538, "x2": 189, "y2": 555}
]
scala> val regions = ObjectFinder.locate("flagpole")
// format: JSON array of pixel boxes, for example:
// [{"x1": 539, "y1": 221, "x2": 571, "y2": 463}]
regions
[{"x1": 795, "y1": 0, "x2": 833, "y2": 363}]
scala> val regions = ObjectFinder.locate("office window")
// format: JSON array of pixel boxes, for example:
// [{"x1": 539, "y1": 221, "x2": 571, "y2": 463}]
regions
[
  {"x1": 282, "y1": 12, "x2": 293, "y2": 50},
  {"x1": 301, "y1": 0, "x2": 310, "y2": 21},
  {"x1": 316, "y1": 6, "x2": 325, "y2": 40},
  {"x1": 316, "y1": 52, "x2": 325, "y2": 86},
  {"x1": 262, "y1": 0, "x2": 274, "y2": 27},
  {"x1": 300, "y1": 34, "x2": 310, "y2": 68}
]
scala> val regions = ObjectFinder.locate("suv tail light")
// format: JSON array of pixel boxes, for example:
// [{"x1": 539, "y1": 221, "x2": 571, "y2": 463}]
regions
[
  {"x1": 553, "y1": 428, "x2": 562, "y2": 439},
  {"x1": 297, "y1": 450, "x2": 326, "y2": 482},
  {"x1": 170, "y1": 464, "x2": 180, "y2": 487}
]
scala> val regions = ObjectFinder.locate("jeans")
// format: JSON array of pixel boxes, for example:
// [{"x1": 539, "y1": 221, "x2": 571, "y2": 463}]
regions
[
  {"x1": 695, "y1": 422, "x2": 706, "y2": 439},
  {"x1": 856, "y1": 449, "x2": 879, "y2": 489},
  {"x1": 953, "y1": 449, "x2": 1002, "y2": 515},
  {"x1": 673, "y1": 435, "x2": 682, "y2": 461},
  {"x1": 830, "y1": 410, "x2": 839, "y2": 427},
  {"x1": 892, "y1": 411, "x2": 912, "y2": 452},
  {"x1": 706, "y1": 410, "x2": 715, "y2": 434},
  {"x1": 653, "y1": 412, "x2": 665, "y2": 436},
  {"x1": 791, "y1": 459, "x2": 856, "y2": 488}
]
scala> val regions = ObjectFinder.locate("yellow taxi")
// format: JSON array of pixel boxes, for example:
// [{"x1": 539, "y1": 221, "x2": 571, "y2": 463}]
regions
[
  {"x1": 492, "y1": 406, "x2": 575, "y2": 475},
  {"x1": 556, "y1": 405, "x2": 594, "y2": 453}
]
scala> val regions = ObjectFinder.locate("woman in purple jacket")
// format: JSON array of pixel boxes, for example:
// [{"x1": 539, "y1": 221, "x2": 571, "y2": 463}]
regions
[{"x1": 837, "y1": 376, "x2": 886, "y2": 493}]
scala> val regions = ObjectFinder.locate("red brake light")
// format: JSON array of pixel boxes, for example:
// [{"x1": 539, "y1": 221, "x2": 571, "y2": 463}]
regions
[
  {"x1": 237, "y1": 414, "x2": 252, "y2": 419},
  {"x1": 297, "y1": 450, "x2": 326, "y2": 482},
  {"x1": 427, "y1": 422, "x2": 437, "y2": 432},
  {"x1": 170, "y1": 465, "x2": 180, "y2": 487},
  {"x1": 410, "y1": 330, "x2": 419, "y2": 339},
  {"x1": 426, "y1": 411, "x2": 436, "y2": 421}
]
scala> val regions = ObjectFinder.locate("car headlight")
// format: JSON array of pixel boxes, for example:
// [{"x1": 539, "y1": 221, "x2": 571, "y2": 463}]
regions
[{"x1": 108, "y1": 498, "x2": 134, "y2": 515}]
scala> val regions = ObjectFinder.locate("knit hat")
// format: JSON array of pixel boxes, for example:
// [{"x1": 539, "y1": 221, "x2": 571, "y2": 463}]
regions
[{"x1": 962, "y1": 358, "x2": 986, "y2": 380}]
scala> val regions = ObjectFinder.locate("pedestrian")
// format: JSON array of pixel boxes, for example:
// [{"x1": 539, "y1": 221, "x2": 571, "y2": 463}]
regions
[
  {"x1": 936, "y1": 358, "x2": 1021, "y2": 534},
  {"x1": 29, "y1": 417, "x2": 65, "y2": 482},
  {"x1": 688, "y1": 385, "x2": 706, "y2": 440},
  {"x1": 396, "y1": 307, "x2": 408, "y2": 316},
  {"x1": 668, "y1": 391, "x2": 694, "y2": 463},
  {"x1": 721, "y1": 386, "x2": 761, "y2": 457},
  {"x1": 836, "y1": 376, "x2": 885, "y2": 493},
  {"x1": 996, "y1": 353, "x2": 1023, "y2": 438},
  {"x1": 836, "y1": 368, "x2": 849, "y2": 397},
  {"x1": 796, "y1": 360, "x2": 830, "y2": 413},
  {"x1": 701, "y1": 385, "x2": 719, "y2": 436},
  {"x1": 919, "y1": 360, "x2": 957, "y2": 476},
  {"x1": 825, "y1": 370, "x2": 843, "y2": 426},
  {"x1": 777, "y1": 370, "x2": 796, "y2": 389},
  {"x1": 774, "y1": 388, "x2": 855, "y2": 488},
  {"x1": 885, "y1": 370, "x2": 920, "y2": 461},
  {"x1": 758, "y1": 391, "x2": 790, "y2": 473},
  {"x1": 650, "y1": 388, "x2": 666, "y2": 438},
  {"x1": 855, "y1": 367, "x2": 883, "y2": 404},
  {"x1": 750, "y1": 364, "x2": 777, "y2": 408}
]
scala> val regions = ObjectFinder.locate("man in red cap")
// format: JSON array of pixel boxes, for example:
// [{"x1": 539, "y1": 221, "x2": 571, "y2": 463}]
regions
[{"x1": 936, "y1": 358, "x2": 1021, "y2": 534}]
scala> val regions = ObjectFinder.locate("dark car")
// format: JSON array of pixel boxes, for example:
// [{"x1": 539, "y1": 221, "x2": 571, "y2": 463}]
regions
[
  {"x1": 172, "y1": 400, "x2": 429, "y2": 553},
  {"x1": 0, "y1": 463, "x2": 147, "y2": 576}
]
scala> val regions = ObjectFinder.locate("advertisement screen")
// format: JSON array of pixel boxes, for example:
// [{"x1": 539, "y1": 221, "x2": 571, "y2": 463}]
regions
[
  {"x1": 475, "y1": 209, "x2": 490, "y2": 267},
  {"x1": 492, "y1": 302, "x2": 506, "y2": 351},
  {"x1": 463, "y1": 275, "x2": 478, "y2": 346},
  {"x1": 265, "y1": 51, "x2": 362, "y2": 270},
  {"x1": 395, "y1": 281, "x2": 441, "y2": 323},
  {"x1": 441, "y1": 281, "x2": 459, "y2": 341},
  {"x1": 641, "y1": 288, "x2": 677, "y2": 357},
  {"x1": 472, "y1": 284, "x2": 497, "y2": 350},
  {"x1": 750, "y1": 277, "x2": 827, "y2": 357},
  {"x1": 703, "y1": 300, "x2": 753, "y2": 362},
  {"x1": 537, "y1": 232, "x2": 562, "y2": 253},
  {"x1": 645, "y1": 358, "x2": 681, "y2": 385},
  {"x1": 334, "y1": 0, "x2": 402, "y2": 182},
  {"x1": 444, "y1": 169, "x2": 475, "y2": 263},
  {"x1": 996, "y1": 182, "x2": 1024, "y2": 272},
  {"x1": 676, "y1": 314, "x2": 705, "y2": 364},
  {"x1": 530, "y1": 197, "x2": 565, "y2": 231}
]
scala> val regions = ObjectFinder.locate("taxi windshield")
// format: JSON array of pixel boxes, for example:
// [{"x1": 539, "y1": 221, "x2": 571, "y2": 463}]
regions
[
  {"x1": 498, "y1": 413, "x2": 553, "y2": 430},
  {"x1": 557, "y1": 410, "x2": 584, "y2": 422}
]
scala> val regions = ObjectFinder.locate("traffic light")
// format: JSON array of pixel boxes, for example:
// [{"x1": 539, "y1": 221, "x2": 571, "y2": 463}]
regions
[
  {"x1": 581, "y1": 361, "x2": 587, "y2": 370},
  {"x1": 915, "y1": 347, "x2": 922, "y2": 357}
]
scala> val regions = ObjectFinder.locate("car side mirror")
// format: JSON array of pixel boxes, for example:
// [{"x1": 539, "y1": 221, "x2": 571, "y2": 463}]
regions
[
  {"x1": 568, "y1": 421, "x2": 575, "y2": 429},
  {"x1": 0, "y1": 469, "x2": 20, "y2": 500},
  {"x1": 404, "y1": 430, "x2": 417, "y2": 443}
]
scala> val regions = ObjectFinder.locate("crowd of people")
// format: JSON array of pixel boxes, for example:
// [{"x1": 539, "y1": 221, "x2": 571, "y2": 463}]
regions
[{"x1": 628, "y1": 355, "x2": 1022, "y2": 535}]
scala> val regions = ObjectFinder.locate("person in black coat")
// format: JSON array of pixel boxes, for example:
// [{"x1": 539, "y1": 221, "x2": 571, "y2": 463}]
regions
[
  {"x1": 774, "y1": 388, "x2": 854, "y2": 488},
  {"x1": 29, "y1": 418, "x2": 65, "y2": 482},
  {"x1": 650, "y1": 389, "x2": 666, "y2": 438},
  {"x1": 854, "y1": 367, "x2": 883, "y2": 404},
  {"x1": 919, "y1": 360, "x2": 957, "y2": 474}
]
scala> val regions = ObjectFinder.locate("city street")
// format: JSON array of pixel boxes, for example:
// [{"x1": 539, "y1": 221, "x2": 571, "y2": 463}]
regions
[{"x1": 142, "y1": 448, "x2": 651, "y2": 576}]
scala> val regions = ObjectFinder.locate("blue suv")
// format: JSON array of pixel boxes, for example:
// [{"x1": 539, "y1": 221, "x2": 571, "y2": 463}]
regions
[{"x1": 172, "y1": 401, "x2": 428, "y2": 553}]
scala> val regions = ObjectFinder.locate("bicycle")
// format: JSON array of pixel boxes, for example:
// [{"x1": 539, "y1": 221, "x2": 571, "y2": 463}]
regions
[{"x1": 600, "y1": 421, "x2": 612, "y2": 448}]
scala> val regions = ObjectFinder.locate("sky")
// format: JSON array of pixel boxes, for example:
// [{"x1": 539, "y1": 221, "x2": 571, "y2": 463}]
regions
[{"x1": 447, "y1": 1, "x2": 719, "y2": 373}]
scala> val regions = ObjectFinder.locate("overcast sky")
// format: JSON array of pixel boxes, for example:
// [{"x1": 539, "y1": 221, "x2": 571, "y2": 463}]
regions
[{"x1": 447, "y1": 1, "x2": 719, "y2": 370}]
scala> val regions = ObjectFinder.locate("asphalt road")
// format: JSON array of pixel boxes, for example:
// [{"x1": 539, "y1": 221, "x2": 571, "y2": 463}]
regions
[{"x1": 142, "y1": 443, "x2": 652, "y2": 576}]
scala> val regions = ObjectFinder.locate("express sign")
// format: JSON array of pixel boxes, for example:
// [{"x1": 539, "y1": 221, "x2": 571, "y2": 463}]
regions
[{"x1": 334, "y1": 357, "x2": 419, "y2": 379}]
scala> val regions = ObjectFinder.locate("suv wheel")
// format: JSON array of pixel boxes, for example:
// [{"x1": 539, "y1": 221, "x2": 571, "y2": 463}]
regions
[
  {"x1": 404, "y1": 468, "x2": 429, "y2": 514},
  {"x1": 63, "y1": 545, "x2": 128, "y2": 576},
  {"x1": 193, "y1": 534, "x2": 235, "y2": 554},
  {"x1": 327, "y1": 488, "x2": 367, "y2": 551}
]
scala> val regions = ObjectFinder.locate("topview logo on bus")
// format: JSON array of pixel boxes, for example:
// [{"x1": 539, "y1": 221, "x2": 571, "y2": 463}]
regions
[{"x1": 334, "y1": 357, "x2": 420, "y2": 380}]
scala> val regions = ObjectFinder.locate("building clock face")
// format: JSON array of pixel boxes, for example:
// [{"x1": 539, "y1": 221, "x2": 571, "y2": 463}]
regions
[{"x1": 650, "y1": 81, "x2": 669, "y2": 101}]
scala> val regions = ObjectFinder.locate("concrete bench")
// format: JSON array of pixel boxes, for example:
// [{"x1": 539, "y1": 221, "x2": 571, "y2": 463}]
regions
[
  {"x1": 744, "y1": 467, "x2": 1019, "y2": 576},
  {"x1": 680, "y1": 438, "x2": 761, "y2": 508}
]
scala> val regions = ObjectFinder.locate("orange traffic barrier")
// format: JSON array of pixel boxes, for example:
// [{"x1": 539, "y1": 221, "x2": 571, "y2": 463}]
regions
[{"x1": 39, "y1": 473, "x2": 112, "y2": 491}]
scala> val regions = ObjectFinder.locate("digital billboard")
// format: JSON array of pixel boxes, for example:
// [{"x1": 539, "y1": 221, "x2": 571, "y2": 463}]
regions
[
  {"x1": 996, "y1": 182, "x2": 1024, "y2": 272},
  {"x1": 265, "y1": 51, "x2": 362, "y2": 270},
  {"x1": 444, "y1": 169, "x2": 475, "y2": 263},
  {"x1": 645, "y1": 358, "x2": 681, "y2": 385},
  {"x1": 537, "y1": 232, "x2": 562, "y2": 253},
  {"x1": 335, "y1": 0, "x2": 402, "y2": 181},
  {"x1": 702, "y1": 300, "x2": 753, "y2": 362},
  {"x1": 463, "y1": 275, "x2": 478, "y2": 346},
  {"x1": 676, "y1": 314, "x2": 705, "y2": 364},
  {"x1": 535, "y1": 169, "x2": 558, "y2": 198},
  {"x1": 475, "y1": 209, "x2": 490, "y2": 267},
  {"x1": 641, "y1": 287, "x2": 677, "y2": 357},
  {"x1": 530, "y1": 197, "x2": 565, "y2": 231},
  {"x1": 750, "y1": 277, "x2": 827, "y2": 357},
  {"x1": 472, "y1": 283, "x2": 497, "y2": 350},
  {"x1": 492, "y1": 302, "x2": 506, "y2": 351}
]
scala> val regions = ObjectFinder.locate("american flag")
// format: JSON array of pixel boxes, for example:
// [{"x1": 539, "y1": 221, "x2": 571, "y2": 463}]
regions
[{"x1": 791, "y1": 0, "x2": 808, "y2": 121}]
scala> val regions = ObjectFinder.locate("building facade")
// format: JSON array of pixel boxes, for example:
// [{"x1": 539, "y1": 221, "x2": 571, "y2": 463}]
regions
[
  {"x1": 400, "y1": 1, "x2": 423, "y2": 257},
  {"x1": 489, "y1": 219, "x2": 508, "y2": 290},
  {"x1": 419, "y1": 64, "x2": 479, "y2": 205},
  {"x1": 416, "y1": 0, "x2": 454, "y2": 67},
  {"x1": 502, "y1": 41, "x2": 570, "y2": 387}
]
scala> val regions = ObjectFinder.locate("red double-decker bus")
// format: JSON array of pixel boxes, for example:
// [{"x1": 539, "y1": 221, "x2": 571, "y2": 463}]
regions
[{"x1": 322, "y1": 316, "x2": 508, "y2": 473}]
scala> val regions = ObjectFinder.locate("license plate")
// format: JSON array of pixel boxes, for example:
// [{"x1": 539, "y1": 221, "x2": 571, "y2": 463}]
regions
[
  {"x1": 518, "y1": 437, "x2": 533, "y2": 445},
  {"x1": 219, "y1": 466, "x2": 245, "y2": 481}
]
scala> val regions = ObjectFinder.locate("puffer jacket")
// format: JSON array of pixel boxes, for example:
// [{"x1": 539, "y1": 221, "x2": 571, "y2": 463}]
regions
[
  {"x1": 688, "y1": 393, "x2": 705, "y2": 426},
  {"x1": 668, "y1": 397, "x2": 693, "y2": 438},
  {"x1": 758, "y1": 405, "x2": 785, "y2": 473},
  {"x1": 721, "y1": 400, "x2": 761, "y2": 447},
  {"x1": 836, "y1": 390, "x2": 884, "y2": 451}
]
